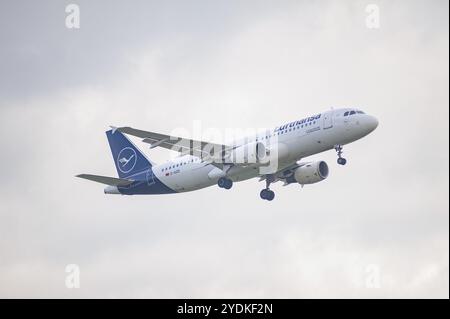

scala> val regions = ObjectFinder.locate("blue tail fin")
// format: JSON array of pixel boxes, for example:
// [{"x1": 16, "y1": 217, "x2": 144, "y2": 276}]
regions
[{"x1": 106, "y1": 129, "x2": 152, "y2": 178}]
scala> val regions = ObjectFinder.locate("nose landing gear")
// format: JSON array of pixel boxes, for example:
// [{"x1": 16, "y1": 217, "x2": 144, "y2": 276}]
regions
[{"x1": 334, "y1": 145, "x2": 347, "y2": 165}]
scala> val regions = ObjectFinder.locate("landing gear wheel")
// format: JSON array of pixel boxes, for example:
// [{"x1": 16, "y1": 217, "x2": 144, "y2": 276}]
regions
[
  {"x1": 224, "y1": 179, "x2": 233, "y2": 189},
  {"x1": 260, "y1": 174, "x2": 275, "y2": 201},
  {"x1": 337, "y1": 157, "x2": 347, "y2": 165},
  {"x1": 218, "y1": 177, "x2": 226, "y2": 188},
  {"x1": 260, "y1": 189, "x2": 275, "y2": 201},
  {"x1": 218, "y1": 177, "x2": 233, "y2": 189},
  {"x1": 260, "y1": 189, "x2": 268, "y2": 200}
]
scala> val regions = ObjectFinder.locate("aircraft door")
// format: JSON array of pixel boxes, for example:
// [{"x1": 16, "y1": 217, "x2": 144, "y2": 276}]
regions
[{"x1": 323, "y1": 111, "x2": 334, "y2": 129}]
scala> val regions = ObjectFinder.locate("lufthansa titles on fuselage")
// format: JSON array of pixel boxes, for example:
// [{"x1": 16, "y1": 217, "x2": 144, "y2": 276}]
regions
[{"x1": 274, "y1": 114, "x2": 322, "y2": 132}]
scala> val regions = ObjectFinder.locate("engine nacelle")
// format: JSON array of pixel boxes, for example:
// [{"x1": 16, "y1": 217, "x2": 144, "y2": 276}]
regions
[
  {"x1": 226, "y1": 142, "x2": 267, "y2": 164},
  {"x1": 290, "y1": 161, "x2": 329, "y2": 185}
]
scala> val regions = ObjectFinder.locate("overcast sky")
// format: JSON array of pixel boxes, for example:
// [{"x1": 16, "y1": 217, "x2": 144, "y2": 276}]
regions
[{"x1": 0, "y1": 0, "x2": 448, "y2": 298}]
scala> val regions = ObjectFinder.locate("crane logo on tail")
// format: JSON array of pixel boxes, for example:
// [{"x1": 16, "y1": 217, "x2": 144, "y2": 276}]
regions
[{"x1": 117, "y1": 147, "x2": 137, "y2": 174}]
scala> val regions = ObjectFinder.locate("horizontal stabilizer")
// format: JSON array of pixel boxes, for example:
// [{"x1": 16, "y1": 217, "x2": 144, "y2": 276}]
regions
[{"x1": 76, "y1": 174, "x2": 134, "y2": 186}]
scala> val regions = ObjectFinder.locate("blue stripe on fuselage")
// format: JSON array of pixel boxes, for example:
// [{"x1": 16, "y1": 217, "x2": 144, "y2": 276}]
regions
[{"x1": 117, "y1": 167, "x2": 176, "y2": 195}]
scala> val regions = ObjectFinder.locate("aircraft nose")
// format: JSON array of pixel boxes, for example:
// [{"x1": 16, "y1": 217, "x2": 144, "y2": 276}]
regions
[{"x1": 366, "y1": 115, "x2": 379, "y2": 132}]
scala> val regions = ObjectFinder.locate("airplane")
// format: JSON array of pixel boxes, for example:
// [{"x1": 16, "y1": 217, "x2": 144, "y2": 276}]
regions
[{"x1": 76, "y1": 108, "x2": 378, "y2": 201}]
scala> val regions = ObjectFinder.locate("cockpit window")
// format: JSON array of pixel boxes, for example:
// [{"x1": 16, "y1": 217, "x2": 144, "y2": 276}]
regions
[{"x1": 345, "y1": 109, "x2": 365, "y2": 116}]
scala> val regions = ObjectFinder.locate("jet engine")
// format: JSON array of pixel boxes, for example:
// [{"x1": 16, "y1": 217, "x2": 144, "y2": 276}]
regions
[{"x1": 288, "y1": 161, "x2": 329, "y2": 185}]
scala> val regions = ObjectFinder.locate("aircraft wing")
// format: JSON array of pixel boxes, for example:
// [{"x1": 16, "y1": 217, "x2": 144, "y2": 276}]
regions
[
  {"x1": 76, "y1": 174, "x2": 134, "y2": 186},
  {"x1": 116, "y1": 126, "x2": 232, "y2": 160}
]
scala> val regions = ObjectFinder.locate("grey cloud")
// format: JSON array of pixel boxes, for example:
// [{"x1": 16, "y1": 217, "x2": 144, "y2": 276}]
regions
[{"x1": 0, "y1": 0, "x2": 448, "y2": 298}]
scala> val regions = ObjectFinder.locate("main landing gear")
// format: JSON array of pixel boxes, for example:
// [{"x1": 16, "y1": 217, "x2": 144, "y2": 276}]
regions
[
  {"x1": 260, "y1": 175, "x2": 275, "y2": 201},
  {"x1": 218, "y1": 177, "x2": 233, "y2": 190},
  {"x1": 260, "y1": 189, "x2": 275, "y2": 201},
  {"x1": 334, "y1": 144, "x2": 347, "y2": 165}
]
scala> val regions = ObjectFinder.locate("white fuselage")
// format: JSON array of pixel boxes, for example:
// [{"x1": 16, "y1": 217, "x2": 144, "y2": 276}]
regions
[{"x1": 150, "y1": 108, "x2": 378, "y2": 192}]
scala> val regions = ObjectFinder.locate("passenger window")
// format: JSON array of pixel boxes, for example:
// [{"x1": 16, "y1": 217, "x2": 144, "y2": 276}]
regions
[
  {"x1": 344, "y1": 112, "x2": 349, "y2": 116},
  {"x1": 350, "y1": 111, "x2": 356, "y2": 115}
]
